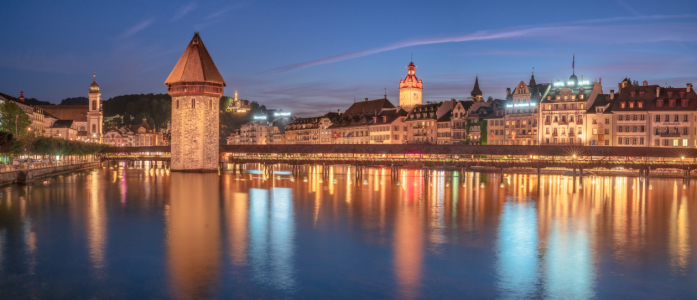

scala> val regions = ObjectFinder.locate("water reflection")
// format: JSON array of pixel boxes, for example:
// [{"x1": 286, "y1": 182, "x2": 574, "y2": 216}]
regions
[
  {"x1": 249, "y1": 187, "x2": 296, "y2": 291},
  {"x1": 0, "y1": 166, "x2": 695, "y2": 298},
  {"x1": 167, "y1": 173, "x2": 221, "y2": 299},
  {"x1": 496, "y1": 202, "x2": 539, "y2": 299},
  {"x1": 86, "y1": 171, "x2": 107, "y2": 275},
  {"x1": 394, "y1": 170, "x2": 424, "y2": 300}
]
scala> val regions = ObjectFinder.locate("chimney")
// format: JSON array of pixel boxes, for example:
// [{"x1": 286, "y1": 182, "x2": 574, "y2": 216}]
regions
[
  {"x1": 599, "y1": 77, "x2": 602, "y2": 85},
  {"x1": 372, "y1": 116, "x2": 377, "y2": 123},
  {"x1": 19, "y1": 91, "x2": 25, "y2": 102},
  {"x1": 610, "y1": 90, "x2": 615, "y2": 100},
  {"x1": 365, "y1": 98, "x2": 368, "y2": 102},
  {"x1": 687, "y1": 83, "x2": 693, "y2": 93},
  {"x1": 643, "y1": 80, "x2": 648, "y2": 86},
  {"x1": 656, "y1": 86, "x2": 660, "y2": 97}
]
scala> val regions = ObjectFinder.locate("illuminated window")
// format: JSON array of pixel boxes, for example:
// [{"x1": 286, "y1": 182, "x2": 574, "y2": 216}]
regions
[
  {"x1": 620, "y1": 102, "x2": 626, "y2": 108},
  {"x1": 638, "y1": 101, "x2": 644, "y2": 108},
  {"x1": 629, "y1": 102, "x2": 635, "y2": 108}
]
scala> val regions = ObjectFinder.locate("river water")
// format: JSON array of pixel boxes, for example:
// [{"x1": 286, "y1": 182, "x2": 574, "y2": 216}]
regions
[{"x1": 0, "y1": 165, "x2": 695, "y2": 299}]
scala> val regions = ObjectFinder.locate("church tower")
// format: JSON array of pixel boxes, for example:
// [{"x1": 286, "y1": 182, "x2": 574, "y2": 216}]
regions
[
  {"x1": 399, "y1": 61, "x2": 423, "y2": 111},
  {"x1": 469, "y1": 76, "x2": 483, "y2": 102},
  {"x1": 87, "y1": 74, "x2": 103, "y2": 143},
  {"x1": 166, "y1": 33, "x2": 225, "y2": 172}
]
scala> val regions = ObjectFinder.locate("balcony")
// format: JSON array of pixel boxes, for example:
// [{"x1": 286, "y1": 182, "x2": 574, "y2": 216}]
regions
[
  {"x1": 559, "y1": 121, "x2": 567, "y2": 125},
  {"x1": 413, "y1": 125, "x2": 425, "y2": 129},
  {"x1": 544, "y1": 121, "x2": 551, "y2": 125},
  {"x1": 577, "y1": 120, "x2": 583, "y2": 124}
]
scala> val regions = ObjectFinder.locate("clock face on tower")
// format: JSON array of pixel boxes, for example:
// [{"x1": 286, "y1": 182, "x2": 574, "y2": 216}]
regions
[{"x1": 412, "y1": 92, "x2": 420, "y2": 101}]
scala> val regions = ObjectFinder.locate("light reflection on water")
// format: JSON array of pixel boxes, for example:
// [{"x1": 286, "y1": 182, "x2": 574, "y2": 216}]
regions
[{"x1": 0, "y1": 166, "x2": 695, "y2": 299}]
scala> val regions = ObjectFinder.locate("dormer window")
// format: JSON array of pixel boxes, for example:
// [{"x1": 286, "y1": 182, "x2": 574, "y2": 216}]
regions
[
  {"x1": 620, "y1": 102, "x2": 626, "y2": 108},
  {"x1": 629, "y1": 102, "x2": 635, "y2": 108},
  {"x1": 580, "y1": 94, "x2": 584, "y2": 100},
  {"x1": 669, "y1": 100, "x2": 676, "y2": 107},
  {"x1": 668, "y1": 91, "x2": 674, "y2": 97},
  {"x1": 657, "y1": 100, "x2": 664, "y2": 107},
  {"x1": 630, "y1": 91, "x2": 636, "y2": 97},
  {"x1": 638, "y1": 101, "x2": 644, "y2": 108},
  {"x1": 382, "y1": 116, "x2": 387, "y2": 123},
  {"x1": 682, "y1": 100, "x2": 689, "y2": 108},
  {"x1": 680, "y1": 91, "x2": 685, "y2": 97},
  {"x1": 639, "y1": 91, "x2": 645, "y2": 97}
]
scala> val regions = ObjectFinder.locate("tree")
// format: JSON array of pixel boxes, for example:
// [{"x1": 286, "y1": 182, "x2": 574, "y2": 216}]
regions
[
  {"x1": 486, "y1": 96, "x2": 494, "y2": 103},
  {"x1": 0, "y1": 102, "x2": 32, "y2": 137}
]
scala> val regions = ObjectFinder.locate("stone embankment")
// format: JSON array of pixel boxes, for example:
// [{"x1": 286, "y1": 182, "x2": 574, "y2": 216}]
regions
[{"x1": 0, "y1": 162, "x2": 100, "y2": 186}]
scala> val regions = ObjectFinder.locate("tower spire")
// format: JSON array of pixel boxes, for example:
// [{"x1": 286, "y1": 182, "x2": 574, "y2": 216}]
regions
[
  {"x1": 471, "y1": 76, "x2": 482, "y2": 98},
  {"x1": 572, "y1": 54, "x2": 575, "y2": 75}
]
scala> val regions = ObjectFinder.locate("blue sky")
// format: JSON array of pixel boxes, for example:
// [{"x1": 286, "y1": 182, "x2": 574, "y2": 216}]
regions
[{"x1": 1, "y1": 0, "x2": 696, "y2": 116}]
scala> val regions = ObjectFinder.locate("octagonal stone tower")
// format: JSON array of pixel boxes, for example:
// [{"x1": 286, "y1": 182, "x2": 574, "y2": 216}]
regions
[{"x1": 165, "y1": 33, "x2": 225, "y2": 172}]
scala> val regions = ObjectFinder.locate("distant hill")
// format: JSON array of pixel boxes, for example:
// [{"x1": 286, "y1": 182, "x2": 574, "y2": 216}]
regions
[
  {"x1": 103, "y1": 94, "x2": 171, "y2": 129},
  {"x1": 59, "y1": 97, "x2": 88, "y2": 105},
  {"x1": 24, "y1": 98, "x2": 53, "y2": 106}
]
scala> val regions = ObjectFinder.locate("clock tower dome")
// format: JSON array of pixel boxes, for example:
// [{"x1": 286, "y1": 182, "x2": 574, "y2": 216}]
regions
[{"x1": 399, "y1": 61, "x2": 423, "y2": 111}]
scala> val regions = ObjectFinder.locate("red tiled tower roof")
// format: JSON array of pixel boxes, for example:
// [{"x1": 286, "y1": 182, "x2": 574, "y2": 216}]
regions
[
  {"x1": 399, "y1": 61, "x2": 423, "y2": 89},
  {"x1": 165, "y1": 33, "x2": 226, "y2": 86}
]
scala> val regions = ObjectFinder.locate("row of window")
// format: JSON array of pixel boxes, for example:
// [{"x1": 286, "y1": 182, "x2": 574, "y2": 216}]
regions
[
  {"x1": 655, "y1": 114, "x2": 690, "y2": 122},
  {"x1": 175, "y1": 99, "x2": 214, "y2": 110},
  {"x1": 544, "y1": 103, "x2": 586, "y2": 110},
  {"x1": 507, "y1": 108, "x2": 538, "y2": 114},
  {"x1": 617, "y1": 126, "x2": 645, "y2": 133},
  {"x1": 618, "y1": 114, "x2": 646, "y2": 121}
]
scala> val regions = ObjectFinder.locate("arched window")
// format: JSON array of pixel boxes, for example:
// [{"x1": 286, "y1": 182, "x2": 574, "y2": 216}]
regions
[
  {"x1": 92, "y1": 124, "x2": 96, "y2": 133},
  {"x1": 192, "y1": 99, "x2": 195, "y2": 109},
  {"x1": 92, "y1": 100, "x2": 97, "y2": 110}
]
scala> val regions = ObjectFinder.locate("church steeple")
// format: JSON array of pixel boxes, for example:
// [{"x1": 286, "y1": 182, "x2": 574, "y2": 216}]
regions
[{"x1": 471, "y1": 76, "x2": 483, "y2": 99}]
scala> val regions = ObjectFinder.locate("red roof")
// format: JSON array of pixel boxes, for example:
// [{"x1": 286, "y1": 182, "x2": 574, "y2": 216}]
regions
[{"x1": 165, "y1": 33, "x2": 226, "y2": 86}]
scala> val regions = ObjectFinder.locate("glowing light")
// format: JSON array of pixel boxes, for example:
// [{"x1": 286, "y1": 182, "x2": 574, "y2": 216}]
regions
[
  {"x1": 253, "y1": 115, "x2": 267, "y2": 120},
  {"x1": 274, "y1": 112, "x2": 291, "y2": 117}
]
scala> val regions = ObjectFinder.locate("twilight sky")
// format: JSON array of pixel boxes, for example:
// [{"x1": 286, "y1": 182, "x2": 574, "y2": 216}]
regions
[{"x1": 1, "y1": 0, "x2": 696, "y2": 116}]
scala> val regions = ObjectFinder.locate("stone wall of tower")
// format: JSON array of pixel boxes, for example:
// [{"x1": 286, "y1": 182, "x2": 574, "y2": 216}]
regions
[{"x1": 171, "y1": 95, "x2": 220, "y2": 171}]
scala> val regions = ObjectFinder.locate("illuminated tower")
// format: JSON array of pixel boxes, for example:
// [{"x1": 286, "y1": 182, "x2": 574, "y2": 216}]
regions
[
  {"x1": 87, "y1": 74, "x2": 103, "y2": 142},
  {"x1": 165, "y1": 33, "x2": 226, "y2": 172},
  {"x1": 399, "y1": 61, "x2": 423, "y2": 111}
]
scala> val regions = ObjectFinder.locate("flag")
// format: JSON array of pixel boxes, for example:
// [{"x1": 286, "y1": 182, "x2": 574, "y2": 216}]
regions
[{"x1": 333, "y1": 131, "x2": 339, "y2": 139}]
